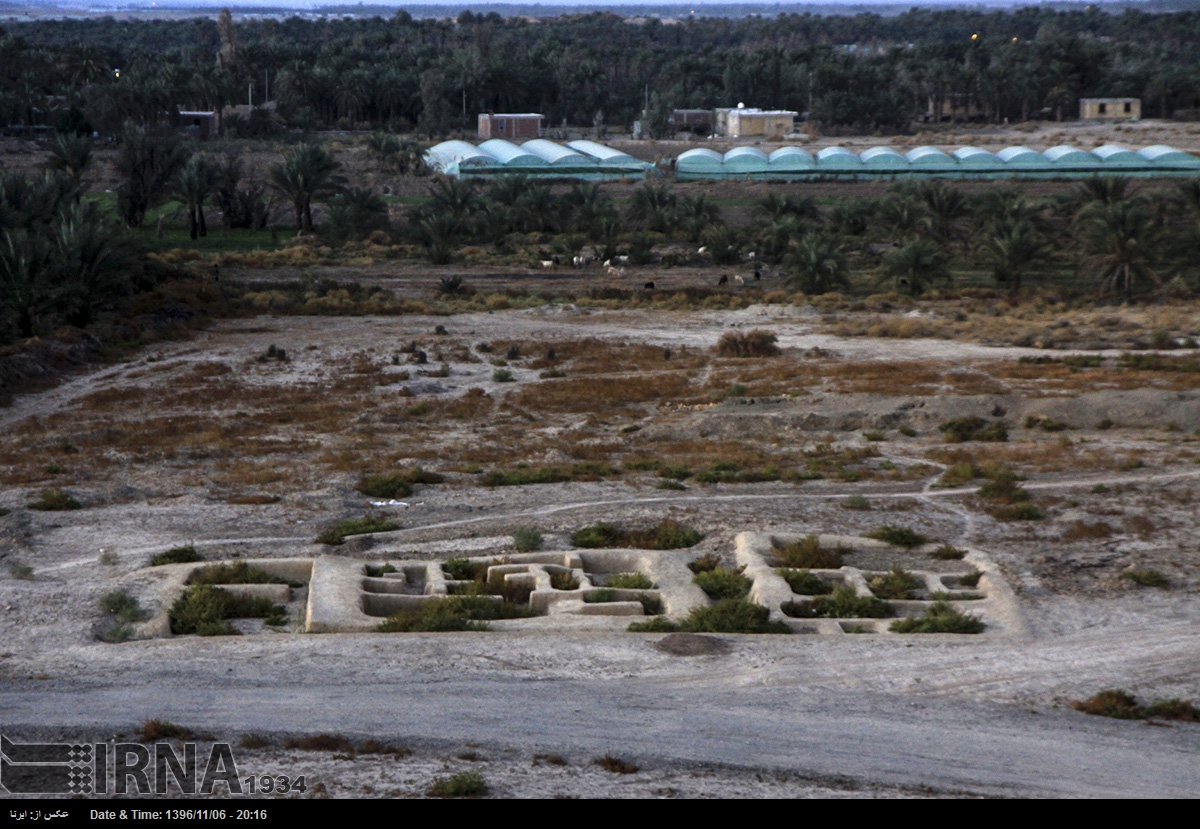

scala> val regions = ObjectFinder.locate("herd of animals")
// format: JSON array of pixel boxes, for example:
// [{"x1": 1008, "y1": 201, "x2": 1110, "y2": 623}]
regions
[{"x1": 535, "y1": 246, "x2": 766, "y2": 291}]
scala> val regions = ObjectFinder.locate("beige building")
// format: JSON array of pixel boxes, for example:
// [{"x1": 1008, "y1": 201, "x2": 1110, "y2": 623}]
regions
[
  {"x1": 1080, "y1": 98, "x2": 1141, "y2": 120},
  {"x1": 714, "y1": 106, "x2": 797, "y2": 138}
]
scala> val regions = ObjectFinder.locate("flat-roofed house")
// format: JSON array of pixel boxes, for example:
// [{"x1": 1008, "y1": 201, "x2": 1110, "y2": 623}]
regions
[
  {"x1": 478, "y1": 113, "x2": 543, "y2": 140},
  {"x1": 1080, "y1": 98, "x2": 1141, "y2": 120},
  {"x1": 714, "y1": 106, "x2": 797, "y2": 138}
]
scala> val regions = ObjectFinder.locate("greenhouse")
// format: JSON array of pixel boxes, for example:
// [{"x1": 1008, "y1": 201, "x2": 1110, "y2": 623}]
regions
[
  {"x1": 424, "y1": 139, "x2": 655, "y2": 179},
  {"x1": 672, "y1": 144, "x2": 1200, "y2": 181}
]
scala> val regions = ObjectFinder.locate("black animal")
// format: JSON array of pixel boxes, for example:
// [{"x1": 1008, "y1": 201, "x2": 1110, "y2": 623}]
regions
[
  {"x1": 644, "y1": 281, "x2": 655, "y2": 290},
  {"x1": 718, "y1": 274, "x2": 729, "y2": 286}
]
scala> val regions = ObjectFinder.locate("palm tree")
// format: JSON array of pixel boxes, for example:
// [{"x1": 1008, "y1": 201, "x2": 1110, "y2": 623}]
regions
[
  {"x1": 426, "y1": 178, "x2": 480, "y2": 224},
  {"x1": 915, "y1": 180, "x2": 969, "y2": 247},
  {"x1": 983, "y1": 218, "x2": 1055, "y2": 295},
  {"x1": 1076, "y1": 198, "x2": 1161, "y2": 300},
  {"x1": 53, "y1": 202, "x2": 141, "y2": 327},
  {"x1": 268, "y1": 144, "x2": 345, "y2": 232},
  {"x1": 174, "y1": 155, "x2": 218, "y2": 239},
  {"x1": 44, "y1": 133, "x2": 92, "y2": 200},
  {"x1": 630, "y1": 183, "x2": 677, "y2": 234},
  {"x1": 678, "y1": 194, "x2": 721, "y2": 244},
  {"x1": 784, "y1": 234, "x2": 849, "y2": 295},
  {"x1": 881, "y1": 239, "x2": 951, "y2": 296}
]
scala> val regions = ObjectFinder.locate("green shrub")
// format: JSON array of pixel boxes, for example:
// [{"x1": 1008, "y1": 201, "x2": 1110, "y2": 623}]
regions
[
  {"x1": 482, "y1": 463, "x2": 617, "y2": 487},
  {"x1": 98, "y1": 550, "x2": 119, "y2": 566},
  {"x1": 139, "y1": 719, "x2": 193, "y2": 742},
  {"x1": 627, "y1": 616, "x2": 679, "y2": 633},
  {"x1": 9, "y1": 563, "x2": 34, "y2": 580},
  {"x1": 889, "y1": 600, "x2": 985, "y2": 634},
  {"x1": 315, "y1": 516, "x2": 399, "y2": 545},
  {"x1": 655, "y1": 479, "x2": 687, "y2": 491},
  {"x1": 899, "y1": 426, "x2": 918, "y2": 437},
  {"x1": 100, "y1": 623, "x2": 135, "y2": 643},
  {"x1": 956, "y1": 571, "x2": 983, "y2": 588},
  {"x1": 930, "y1": 543, "x2": 966, "y2": 560},
  {"x1": 784, "y1": 585, "x2": 890, "y2": 619},
  {"x1": 938, "y1": 417, "x2": 1007, "y2": 443},
  {"x1": 442, "y1": 558, "x2": 477, "y2": 581},
  {"x1": 637, "y1": 594, "x2": 663, "y2": 615},
  {"x1": 1142, "y1": 699, "x2": 1200, "y2": 722},
  {"x1": 427, "y1": 770, "x2": 489, "y2": 798},
  {"x1": 678, "y1": 599, "x2": 790, "y2": 634},
  {"x1": 151, "y1": 545, "x2": 202, "y2": 566},
  {"x1": 777, "y1": 568, "x2": 833, "y2": 595},
  {"x1": 169, "y1": 585, "x2": 284, "y2": 635},
  {"x1": 862, "y1": 431, "x2": 887, "y2": 442},
  {"x1": 773, "y1": 535, "x2": 843, "y2": 568},
  {"x1": 693, "y1": 567, "x2": 751, "y2": 600},
  {"x1": 1122, "y1": 569, "x2": 1170, "y2": 588},
  {"x1": 376, "y1": 595, "x2": 534, "y2": 632},
  {"x1": 864, "y1": 526, "x2": 928, "y2": 548},
  {"x1": 687, "y1": 553, "x2": 722, "y2": 574},
  {"x1": 99, "y1": 589, "x2": 148, "y2": 623},
  {"x1": 716, "y1": 329, "x2": 780, "y2": 358},
  {"x1": 364, "y1": 563, "x2": 397, "y2": 577},
  {"x1": 492, "y1": 368, "x2": 514, "y2": 382},
  {"x1": 572, "y1": 519, "x2": 703, "y2": 550},
  {"x1": 188, "y1": 560, "x2": 300, "y2": 587},
  {"x1": 607, "y1": 572, "x2": 653, "y2": 589},
  {"x1": 28, "y1": 488, "x2": 82, "y2": 511},
  {"x1": 512, "y1": 527, "x2": 543, "y2": 552},
  {"x1": 1071, "y1": 689, "x2": 1141, "y2": 719},
  {"x1": 868, "y1": 567, "x2": 921, "y2": 600},
  {"x1": 1096, "y1": 418, "x2": 1114, "y2": 430},
  {"x1": 549, "y1": 570, "x2": 580, "y2": 590},
  {"x1": 585, "y1": 588, "x2": 617, "y2": 603},
  {"x1": 842, "y1": 495, "x2": 871, "y2": 511},
  {"x1": 357, "y1": 474, "x2": 413, "y2": 499}
]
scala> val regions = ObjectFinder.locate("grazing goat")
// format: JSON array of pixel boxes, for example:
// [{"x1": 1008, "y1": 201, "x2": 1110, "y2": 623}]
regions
[
  {"x1": 540, "y1": 260, "x2": 555, "y2": 269},
  {"x1": 697, "y1": 246, "x2": 708, "y2": 255},
  {"x1": 718, "y1": 274, "x2": 729, "y2": 286},
  {"x1": 734, "y1": 275, "x2": 745, "y2": 286},
  {"x1": 643, "y1": 281, "x2": 655, "y2": 290},
  {"x1": 606, "y1": 266, "x2": 625, "y2": 279}
]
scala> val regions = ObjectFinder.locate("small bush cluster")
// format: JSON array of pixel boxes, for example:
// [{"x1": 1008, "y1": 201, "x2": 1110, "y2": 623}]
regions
[
  {"x1": 687, "y1": 553, "x2": 722, "y2": 574},
  {"x1": 100, "y1": 589, "x2": 149, "y2": 623},
  {"x1": 481, "y1": 462, "x2": 617, "y2": 487},
  {"x1": 376, "y1": 595, "x2": 534, "y2": 632},
  {"x1": 889, "y1": 600, "x2": 985, "y2": 634},
  {"x1": 868, "y1": 567, "x2": 921, "y2": 600},
  {"x1": 427, "y1": 771, "x2": 489, "y2": 798},
  {"x1": 188, "y1": 560, "x2": 301, "y2": 587},
  {"x1": 929, "y1": 543, "x2": 966, "y2": 560},
  {"x1": 357, "y1": 467, "x2": 445, "y2": 499},
  {"x1": 716, "y1": 329, "x2": 780, "y2": 358},
  {"x1": 783, "y1": 585, "x2": 890, "y2": 619},
  {"x1": 1072, "y1": 690, "x2": 1199, "y2": 723},
  {"x1": 777, "y1": 568, "x2": 833, "y2": 595},
  {"x1": 9, "y1": 563, "x2": 34, "y2": 580},
  {"x1": 571, "y1": 519, "x2": 703, "y2": 550},
  {"x1": 938, "y1": 417, "x2": 1007, "y2": 443},
  {"x1": 864, "y1": 526, "x2": 928, "y2": 548},
  {"x1": 169, "y1": 585, "x2": 285, "y2": 636},
  {"x1": 630, "y1": 599, "x2": 790, "y2": 634},
  {"x1": 1121, "y1": 569, "x2": 1170, "y2": 588},
  {"x1": 315, "y1": 516, "x2": 400, "y2": 545},
  {"x1": 593, "y1": 755, "x2": 639, "y2": 774},
  {"x1": 549, "y1": 570, "x2": 580, "y2": 591},
  {"x1": 607, "y1": 572, "x2": 653, "y2": 589},
  {"x1": 28, "y1": 488, "x2": 82, "y2": 511},
  {"x1": 139, "y1": 720, "x2": 193, "y2": 742},
  {"x1": 151, "y1": 545, "x2": 203, "y2": 566},
  {"x1": 693, "y1": 567, "x2": 752, "y2": 600},
  {"x1": 512, "y1": 527, "x2": 543, "y2": 552},
  {"x1": 772, "y1": 535, "x2": 844, "y2": 568}
]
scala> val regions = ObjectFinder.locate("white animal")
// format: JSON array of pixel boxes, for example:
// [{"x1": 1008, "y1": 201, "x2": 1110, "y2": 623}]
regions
[
  {"x1": 540, "y1": 260, "x2": 555, "y2": 269},
  {"x1": 606, "y1": 266, "x2": 625, "y2": 279},
  {"x1": 616, "y1": 255, "x2": 630, "y2": 265},
  {"x1": 697, "y1": 246, "x2": 708, "y2": 255},
  {"x1": 602, "y1": 259, "x2": 612, "y2": 268},
  {"x1": 734, "y1": 275, "x2": 745, "y2": 286}
]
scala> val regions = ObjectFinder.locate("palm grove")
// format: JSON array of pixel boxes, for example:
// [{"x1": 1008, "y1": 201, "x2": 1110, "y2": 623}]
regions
[{"x1": 3, "y1": 8, "x2": 1200, "y2": 344}]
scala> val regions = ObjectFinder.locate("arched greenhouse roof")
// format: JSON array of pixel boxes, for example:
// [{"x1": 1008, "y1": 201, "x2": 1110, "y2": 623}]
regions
[
  {"x1": 521, "y1": 139, "x2": 590, "y2": 165},
  {"x1": 860, "y1": 146, "x2": 907, "y2": 167},
  {"x1": 906, "y1": 146, "x2": 954, "y2": 166},
  {"x1": 769, "y1": 147, "x2": 815, "y2": 168},
  {"x1": 477, "y1": 139, "x2": 546, "y2": 166}
]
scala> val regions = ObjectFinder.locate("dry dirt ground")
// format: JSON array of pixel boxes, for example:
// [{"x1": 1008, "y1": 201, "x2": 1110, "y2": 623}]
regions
[{"x1": 2, "y1": 300, "x2": 1200, "y2": 798}]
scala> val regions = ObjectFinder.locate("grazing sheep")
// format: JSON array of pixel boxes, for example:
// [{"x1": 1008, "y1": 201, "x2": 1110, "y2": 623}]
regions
[
  {"x1": 540, "y1": 260, "x2": 555, "y2": 269},
  {"x1": 734, "y1": 275, "x2": 745, "y2": 286},
  {"x1": 603, "y1": 259, "x2": 612, "y2": 268},
  {"x1": 697, "y1": 246, "x2": 708, "y2": 255},
  {"x1": 718, "y1": 274, "x2": 729, "y2": 286},
  {"x1": 616, "y1": 255, "x2": 630, "y2": 265},
  {"x1": 606, "y1": 266, "x2": 625, "y2": 279}
]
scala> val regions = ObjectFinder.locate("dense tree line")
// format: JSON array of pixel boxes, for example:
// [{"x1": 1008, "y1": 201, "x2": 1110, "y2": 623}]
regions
[
  {"x1": 2, "y1": 7, "x2": 1200, "y2": 136},
  {"x1": 404, "y1": 173, "x2": 1200, "y2": 301}
]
